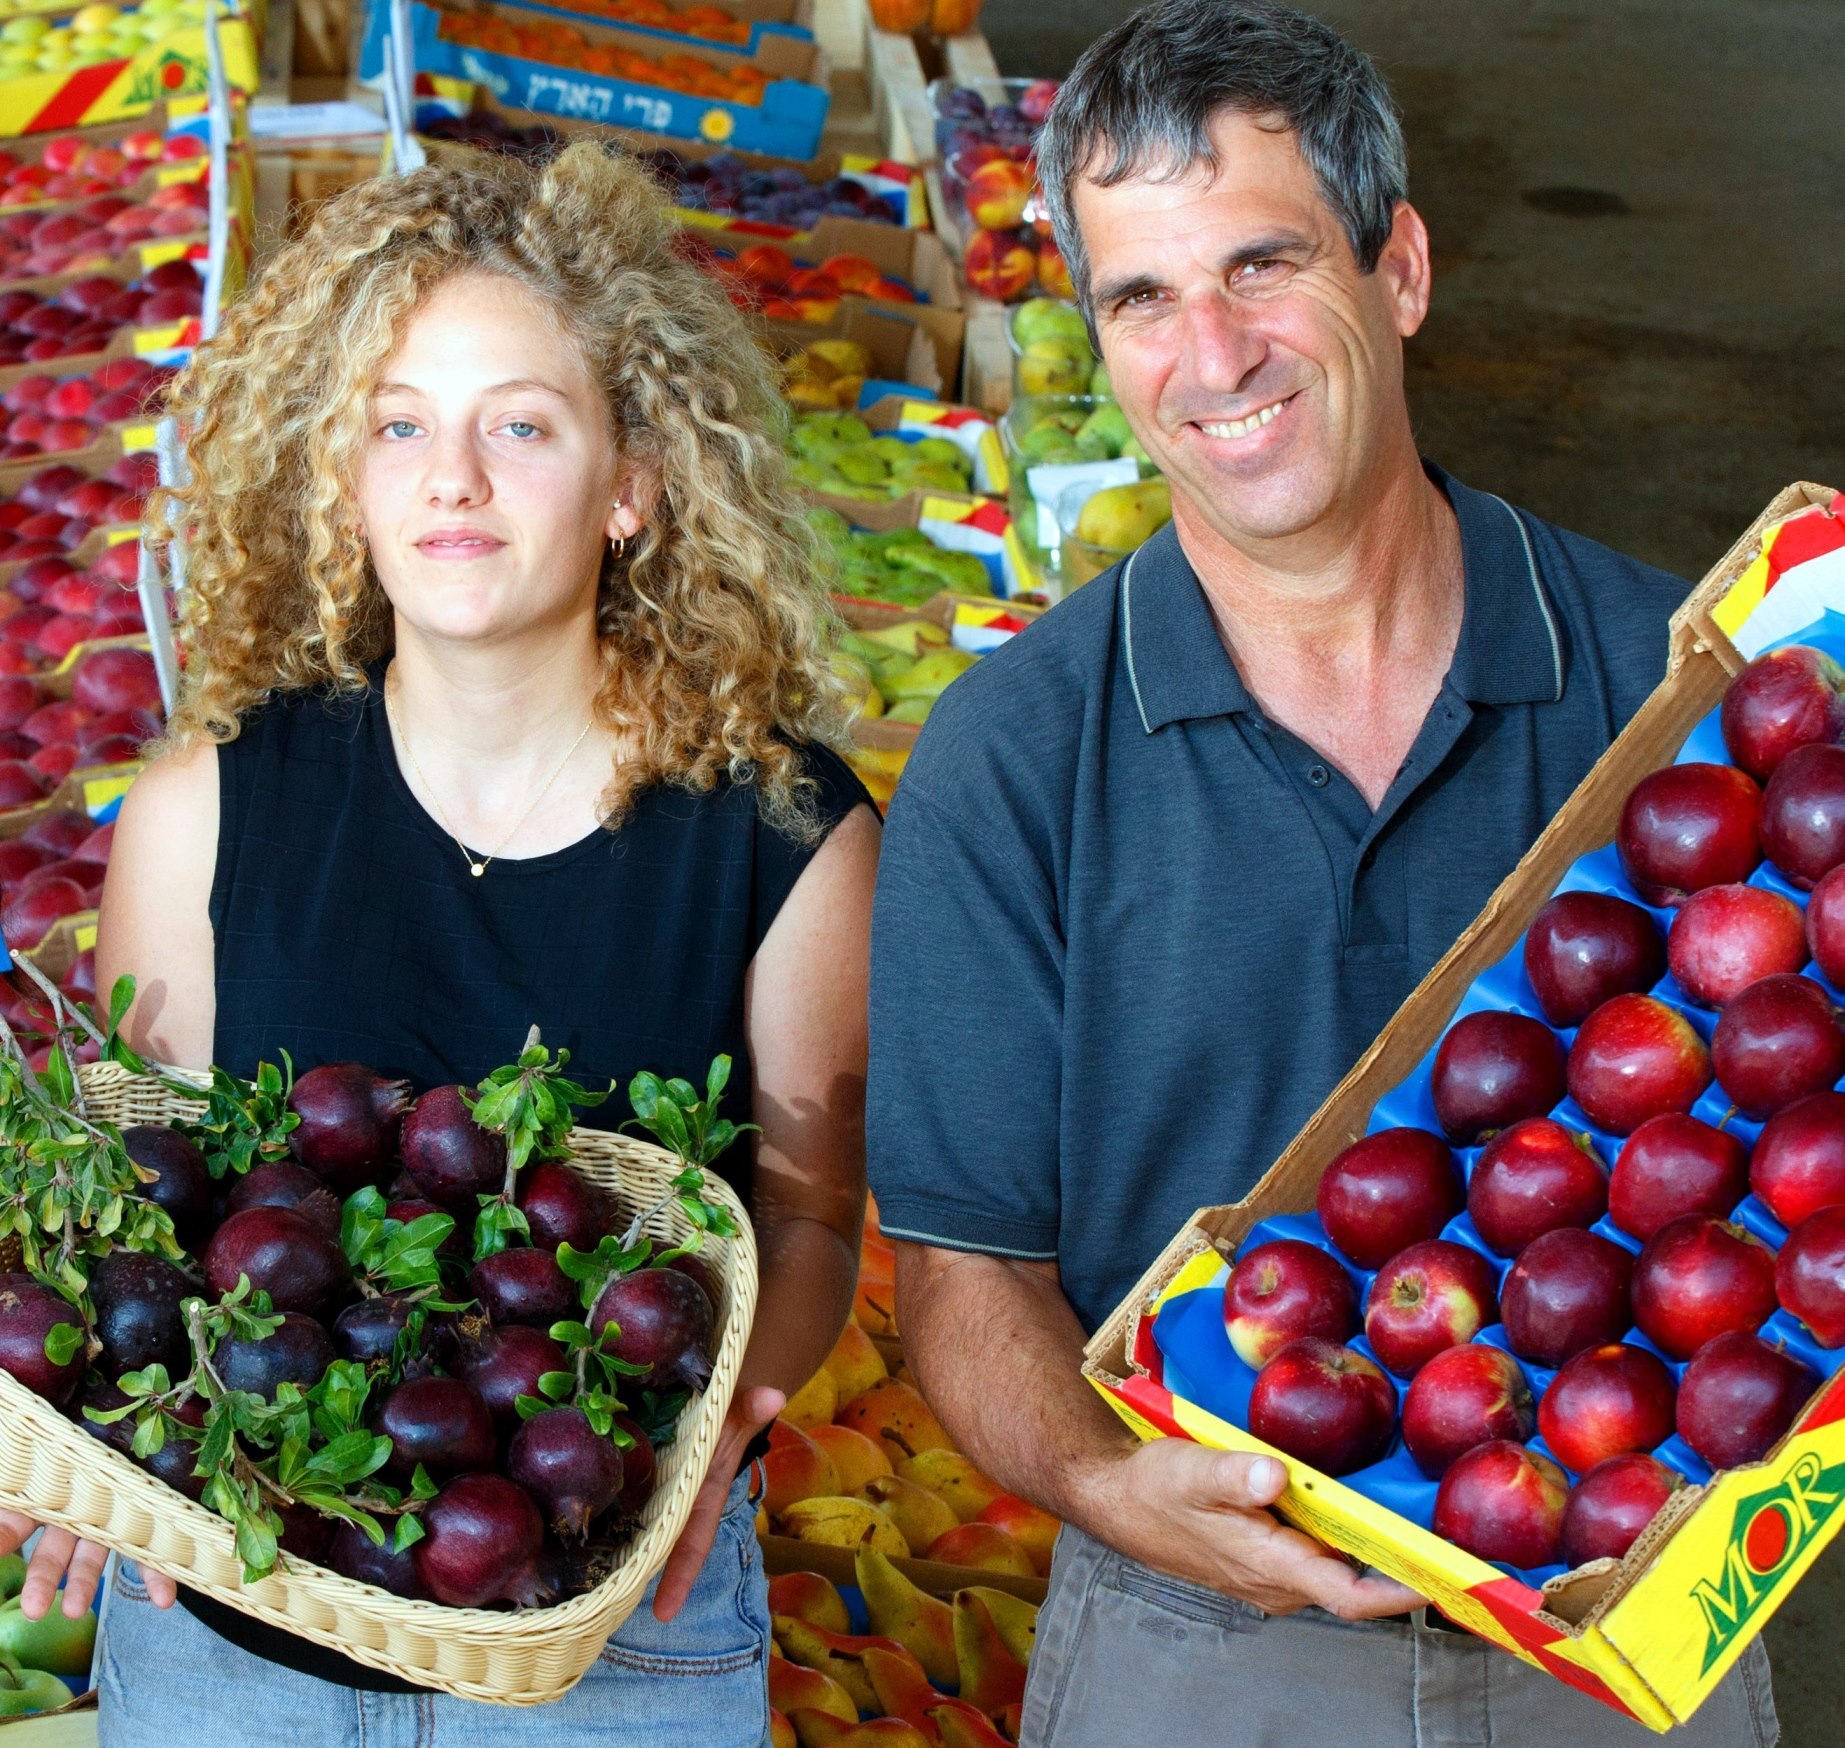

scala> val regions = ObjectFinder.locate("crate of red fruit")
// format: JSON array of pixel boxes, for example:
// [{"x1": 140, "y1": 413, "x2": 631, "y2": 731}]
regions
[
  {"x1": 0, "y1": 356, "x2": 173, "y2": 461},
  {"x1": 0, "y1": 113, "x2": 213, "y2": 214},
  {"x1": 1084, "y1": 484, "x2": 1845, "y2": 1732},
  {"x1": 0, "y1": 1039, "x2": 759, "y2": 1703}
]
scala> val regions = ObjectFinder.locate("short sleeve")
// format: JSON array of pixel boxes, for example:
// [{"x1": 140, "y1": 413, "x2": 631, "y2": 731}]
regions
[
  {"x1": 866, "y1": 781, "x2": 1064, "y2": 1259},
  {"x1": 749, "y1": 741, "x2": 875, "y2": 953}
]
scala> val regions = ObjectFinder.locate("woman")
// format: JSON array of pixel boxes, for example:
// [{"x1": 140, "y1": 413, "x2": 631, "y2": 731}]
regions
[{"x1": 0, "y1": 143, "x2": 877, "y2": 1745}]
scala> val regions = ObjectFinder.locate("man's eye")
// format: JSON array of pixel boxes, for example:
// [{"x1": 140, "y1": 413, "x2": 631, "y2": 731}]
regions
[{"x1": 1235, "y1": 259, "x2": 1283, "y2": 281}]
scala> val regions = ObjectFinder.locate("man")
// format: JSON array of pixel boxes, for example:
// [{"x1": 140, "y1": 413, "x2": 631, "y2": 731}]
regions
[{"x1": 865, "y1": 3, "x2": 1780, "y2": 1744}]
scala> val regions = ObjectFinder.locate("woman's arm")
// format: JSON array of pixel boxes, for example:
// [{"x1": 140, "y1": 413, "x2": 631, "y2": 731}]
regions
[
  {"x1": 95, "y1": 740, "x2": 220, "y2": 1069},
  {"x1": 651, "y1": 798, "x2": 880, "y2": 1616},
  {"x1": 2, "y1": 741, "x2": 227, "y2": 1619}
]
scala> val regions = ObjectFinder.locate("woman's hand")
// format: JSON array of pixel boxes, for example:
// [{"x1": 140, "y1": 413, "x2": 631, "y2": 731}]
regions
[
  {"x1": 649, "y1": 1384, "x2": 784, "y2": 1622},
  {"x1": 0, "y1": 1511, "x2": 177, "y2": 1616}
]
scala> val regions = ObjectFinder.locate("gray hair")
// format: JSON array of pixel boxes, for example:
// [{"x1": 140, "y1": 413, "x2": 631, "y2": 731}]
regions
[{"x1": 1036, "y1": 0, "x2": 1408, "y2": 318}]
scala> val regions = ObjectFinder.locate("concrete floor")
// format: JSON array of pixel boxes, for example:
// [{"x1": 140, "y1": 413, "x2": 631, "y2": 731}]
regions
[{"x1": 980, "y1": 3, "x2": 1845, "y2": 1742}]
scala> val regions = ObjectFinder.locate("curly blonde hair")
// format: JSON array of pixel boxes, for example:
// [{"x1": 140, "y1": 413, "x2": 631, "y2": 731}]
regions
[{"x1": 151, "y1": 141, "x2": 849, "y2": 836}]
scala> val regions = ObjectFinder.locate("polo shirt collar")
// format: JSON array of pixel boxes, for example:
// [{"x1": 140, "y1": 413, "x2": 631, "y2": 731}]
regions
[{"x1": 1120, "y1": 462, "x2": 1568, "y2": 735}]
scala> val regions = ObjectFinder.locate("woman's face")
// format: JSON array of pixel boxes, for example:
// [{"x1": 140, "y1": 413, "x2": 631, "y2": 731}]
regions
[{"x1": 356, "y1": 271, "x2": 629, "y2": 650}]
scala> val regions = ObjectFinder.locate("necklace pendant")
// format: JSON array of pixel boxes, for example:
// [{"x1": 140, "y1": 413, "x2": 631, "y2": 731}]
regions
[{"x1": 469, "y1": 862, "x2": 485, "y2": 878}]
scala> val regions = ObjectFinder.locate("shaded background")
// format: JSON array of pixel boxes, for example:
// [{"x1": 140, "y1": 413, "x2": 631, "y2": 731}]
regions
[
  {"x1": 983, "y1": 3, "x2": 1843, "y2": 1741},
  {"x1": 983, "y1": 0, "x2": 1844, "y2": 582}
]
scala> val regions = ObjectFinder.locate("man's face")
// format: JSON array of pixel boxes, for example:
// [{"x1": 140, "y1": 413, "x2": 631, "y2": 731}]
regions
[{"x1": 1075, "y1": 109, "x2": 1429, "y2": 550}]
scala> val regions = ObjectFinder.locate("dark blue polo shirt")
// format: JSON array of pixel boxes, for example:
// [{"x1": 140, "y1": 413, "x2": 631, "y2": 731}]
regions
[{"x1": 865, "y1": 464, "x2": 1690, "y2": 1336}]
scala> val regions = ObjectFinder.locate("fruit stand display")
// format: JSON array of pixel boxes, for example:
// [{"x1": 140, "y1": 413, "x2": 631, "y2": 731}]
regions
[
  {"x1": 0, "y1": 1559, "x2": 98, "y2": 1730},
  {"x1": 1085, "y1": 484, "x2": 1845, "y2": 1731}
]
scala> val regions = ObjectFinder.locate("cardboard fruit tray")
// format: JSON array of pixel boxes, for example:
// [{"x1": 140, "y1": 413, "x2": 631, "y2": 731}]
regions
[{"x1": 1083, "y1": 483, "x2": 1845, "y2": 1731}]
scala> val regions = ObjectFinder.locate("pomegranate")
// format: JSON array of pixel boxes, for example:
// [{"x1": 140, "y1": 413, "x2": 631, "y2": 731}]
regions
[
  {"x1": 277, "y1": 1500, "x2": 334, "y2": 1563},
  {"x1": 288, "y1": 1062, "x2": 412, "y2": 1195},
  {"x1": 326, "y1": 1521, "x2": 431, "y2": 1599},
  {"x1": 0, "y1": 1271, "x2": 85, "y2": 1405},
  {"x1": 203, "y1": 1206, "x2": 352, "y2": 1318},
  {"x1": 121, "y1": 1123, "x2": 213, "y2": 1245},
  {"x1": 456, "y1": 1323, "x2": 568, "y2": 1436},
  {"x1": 215, "y1": 1311, "x2": 336, "y2": 1402},
  {"x1": 374, "y1": 1376, "x2": 496, "y2": 1483},
  {"x1": 469, "y1": 1248, "x2": 575, "y2": 1329},
  {"x1": 386, "y1": 1197, "x2": 464, "y2": 1258},
  {"x1": 141, "y1": 1433, "x2": 208, "y2": 1501},
  {"x1": 401, "y1": 1084, "x2": 506, "y2": 1210},
  {"x1": 612, "y1": 1414, "x2": 657, "y2": 1517},
  {"x1": 332, "y1": 1295, "x2": 419, "y2": 1365},
  {"x1": 91, "y1": 1247, "x2": 195, "y2": 1376},
  {"x1": 224, "y1": 1160, "x2": 341, "y2": 1240},
  {"x1": 508, "y1": 1407, "x2": 624, "y2": 1539},
  {"x1": 589, "y1": 1267, "x2": 715, "y2": 1392},
  {"x1": 78, "y1": 1377, "x2": 138, "y2": 1455},
  {"x1": 517, "y1": 1160, "x2": 615, "y2": 1252},
  {"x1": 413, "y1": 1473, "x2": 551, "y2": 1607}
]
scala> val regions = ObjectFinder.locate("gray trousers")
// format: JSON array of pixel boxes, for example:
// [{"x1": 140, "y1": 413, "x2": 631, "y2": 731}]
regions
[{"x1": 1019, "y1": 1526, "x2": 1779, "y2": 1748}]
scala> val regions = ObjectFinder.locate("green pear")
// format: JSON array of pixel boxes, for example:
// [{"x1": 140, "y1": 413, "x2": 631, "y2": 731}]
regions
[
  {"x1": 1010, "y1": 297, "x2": 1091, "y2": 350},
  {"x1": 1074, "y1": 403, "x2": 1133, "y2": 458},
  {"x1": 0, "y1": 1597, "x2": 95, "y2": 1677},
  {"x1": 870, "y1": 436, "x2": 913, "y2": 464},
  {"x1": 884, "y1": 697, "x2": 935, "y2": 724},
  {"x1": 910, "y1": 436, "x2": 965, "y2": 468},
  {"x1": 1076, "y1": 478, "x2": 1172, "y2": 552},
  {"x1": 805, "y1": 506, "x2": 852, "y2": 544},
  {"x1": 890, "y1": 647, "x2": 979, "y2": 703},
  {"x1": 1088, "y1": 359, "x2": 1113, "y2": 398}
]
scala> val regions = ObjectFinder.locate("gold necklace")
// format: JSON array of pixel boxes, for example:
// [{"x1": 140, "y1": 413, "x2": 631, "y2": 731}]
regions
[{"x1": 385, "y1": 676, "x2": 594, "y2": 878}]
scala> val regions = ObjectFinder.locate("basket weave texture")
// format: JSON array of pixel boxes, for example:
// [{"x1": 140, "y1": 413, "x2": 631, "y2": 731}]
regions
[{"x1": 0, "y1": 1061, "x2": 759, "y2": 1705}]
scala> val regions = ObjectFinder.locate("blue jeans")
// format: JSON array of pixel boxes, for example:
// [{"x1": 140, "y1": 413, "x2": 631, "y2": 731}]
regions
[{"x1": 95, "y1": 1477, "x2": 771, "y2": 1748}]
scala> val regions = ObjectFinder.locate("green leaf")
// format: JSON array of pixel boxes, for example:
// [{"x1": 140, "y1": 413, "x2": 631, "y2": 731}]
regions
[
  {"x1": 390, "y1": 1514, "x2": 425, "y2": 1555},
  {"x1": 706, "y1": 1055, "x2": 732, "y2": 1103},
  {"x1": 547, "y1": 1321, "x2": 593, "y2": 1347},
  {"x1": 41, "y1": 1323, "x2": 83, "y2": 1367},
  {"x1": 513, "y1": 1394, "x2": 548, "y2": 1420},
  {"x1": 129, "y1": 1414, "x2": 166, "y2": 1459},
  {"x1": 537, "y1": 1370, "x2": 574, "y2": 1400},
  {"x1": 409, "y1": 1464, "x2": 439, "y2": 1501},
  {"x1": 107, "y1": 975, "x2": 136, "y2": 1036}
]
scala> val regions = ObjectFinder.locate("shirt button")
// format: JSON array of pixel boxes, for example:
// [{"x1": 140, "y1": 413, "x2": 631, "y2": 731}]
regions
[{"x1": 1307, "y1": 763, "x2": 1330, "y2": 788}]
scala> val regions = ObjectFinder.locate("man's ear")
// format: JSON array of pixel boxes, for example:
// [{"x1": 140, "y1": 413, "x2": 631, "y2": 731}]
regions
[{"x1": 1376, "y1": 200, "x2": 1433, "y2": 340}]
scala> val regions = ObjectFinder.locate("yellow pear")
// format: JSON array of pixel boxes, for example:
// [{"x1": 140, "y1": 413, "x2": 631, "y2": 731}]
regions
[
  {"x1": 1075, "y1": 478, "x2": 1172, "y2": 552},
  {"x1": 897, "y1": 1451, "x2": 1005, "y2": 1524},
  {"x1": 855, "y1": 1540, "x2": 957, "y2": 1687},
  {"x1": 812, "y1": 1423, "x2": 894, "y2": 1494},
  {"x1": 780, "y1": 1496, "x2": 911, "y2": 1557},
  {"x1": 861, "y1": 1475, "x2": 960, "y2": 1554},
  {"x1": 782, "y1": 1367, "x2": 839, "y2": 1430},
  {"x1": 822, "y1": 1321, "x2": 889, "y2": 1408}
]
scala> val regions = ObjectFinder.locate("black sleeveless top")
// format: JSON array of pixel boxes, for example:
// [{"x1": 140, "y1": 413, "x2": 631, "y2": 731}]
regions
[{"x1": 181, "y1": 677, "x2": 870, "y2": 1688}]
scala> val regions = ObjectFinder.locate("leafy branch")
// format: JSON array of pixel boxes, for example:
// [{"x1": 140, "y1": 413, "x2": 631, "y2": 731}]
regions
[
  {"x1": 339, "y1": 1187, "x2": 464, "y2": 1306},
  {"x1": 514, "y1": 1317, "x2": 646, "y2": 1440}
]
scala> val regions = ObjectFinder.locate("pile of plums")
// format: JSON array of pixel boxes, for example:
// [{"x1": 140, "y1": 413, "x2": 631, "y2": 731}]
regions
[
  {"x1": 1211, "y1": 640, "x2": 1845, "y2": 1575},
  {"x1": 0, "y1": 1060, "x2": 722, "y2": 1609}
]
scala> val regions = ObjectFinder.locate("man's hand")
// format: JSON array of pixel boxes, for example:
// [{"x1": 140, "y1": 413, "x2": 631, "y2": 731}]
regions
[
  {"x1": 0, "y1": 1511, "x2": 177, "y2": 1616},
  {"x1": 1080, "y1": 1438, "x2": 1423, "y2": 1620},
  {"x1": 649, "y1": 1384, "x2": 784, "y2": 1623}
]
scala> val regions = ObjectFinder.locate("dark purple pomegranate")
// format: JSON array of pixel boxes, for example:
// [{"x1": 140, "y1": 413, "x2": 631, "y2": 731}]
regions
[
  {"x1": 91, "y1": 1248, "x2": 196, "y2": 1377},
  {"x1": 332, "y1": 1295, "x2": 418, "y2": 1365},
  {"x1": 326, "y1": 1520, "x2": 431, "y2": 1599},
  {"x1": 77, "y1": 1378, "x2": 137, "y2": 1454},
  {"x1": 215, "y1": 1311, "x2": 336, "y2": 1401},
  {"x1": 288, "y1": 1062, "x2": 412, "y2": 1195},
  {"x1": 516, "y1": 1161, "x2": 614, "y2": 1252},
  {"x1": 121, "y1": 1125, "x2": 213, "y2": 1245},
  {"x1": 276, "y1": 1500, "x2": 334, "y2": 1563},
  {"x1": 412, "y1": 1473, "x2": 551, "y2": 1607},
  {"x1": 225, "y1": 1161, "x2": 341, "y2": 1241},
  {"x1": 400, "y1": 1085, "x2": 506, "y2": 1211},
  {"x1": 375, "y1": 1375, "x2": 496, "y2": 1484},
  {"x1": 469, "y1": 1248, "x2": 575, "y2": 1329},
  {"x1": 589, "y1": 1267, "x2": 714, "y2": 1391},
  {"x1": 456, "y1": 1324, "x2": 568, "y2": 1436},
  {"x1": 204, "y1": 1207, "x2": 351, "y2": 1318},
  {"x1": 507, "y1": 1407, "x2": 623, "y2": 1539},
  {"x1": 0, "y1": 1271, "x2": 85, "y2": 1406},
  {"x1": 612, "y1": 1414, "x2": 657, "y2": 1517},
  {"x1": 139, "y1": 1422, "x2": 208, "y2": 1501},
  {"x1": 665, "y1": 1250, "x2": 721, "y2": 1313}
]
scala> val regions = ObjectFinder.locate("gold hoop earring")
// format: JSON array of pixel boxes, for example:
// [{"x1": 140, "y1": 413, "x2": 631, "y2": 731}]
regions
[{"x1": 611, "y1": 502, "x2": 626, "y2": 559}]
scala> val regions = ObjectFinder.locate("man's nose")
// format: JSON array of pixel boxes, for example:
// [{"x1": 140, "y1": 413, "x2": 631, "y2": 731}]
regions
[{"x1": 1179, "y1": 292, "x2": 1270, "y2": 396}]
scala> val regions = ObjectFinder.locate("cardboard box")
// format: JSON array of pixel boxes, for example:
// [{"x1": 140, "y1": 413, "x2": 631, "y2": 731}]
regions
[
  {"x1": 452, "y1": 0, "x2": 815, "y2": 57},
  {"x1": 1082, "y1": 483, "x2": 1845, "y2": 1732},
  {"x1": 694, "y1": 210, "x2": 960, "y2": 311},
  {"x1": 767, "y1": 302, "x2": 943, "y2": 401},
  {"x1": 368, "y1": 0, "x2": 830, "y2": 159}
]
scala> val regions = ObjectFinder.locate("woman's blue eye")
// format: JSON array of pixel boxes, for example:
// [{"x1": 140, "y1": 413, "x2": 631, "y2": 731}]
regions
[
  {"x1": 385, "y1": 420, "x2": 418, "y2": 438},
  {"x1": 505, "y1": 420, "x2": 539, "y2": 438}
]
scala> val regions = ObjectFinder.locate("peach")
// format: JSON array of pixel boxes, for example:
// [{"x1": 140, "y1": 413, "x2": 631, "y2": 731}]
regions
[
  {"x1": 963, "y1": 227, "x2": 1036, "y2": 303},
  {"x1": 964, "y1": 158, "x2": 1033, "y2": 231}
]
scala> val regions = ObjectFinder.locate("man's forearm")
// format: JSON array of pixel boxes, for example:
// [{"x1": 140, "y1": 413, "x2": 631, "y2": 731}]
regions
[{"x1": 894, "y1": 1243, "x2": 1137, "y2": 1536}]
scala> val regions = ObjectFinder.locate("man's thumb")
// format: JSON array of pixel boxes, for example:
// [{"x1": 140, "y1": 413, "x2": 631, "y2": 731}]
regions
[{"x1": 1211, "y1": 1450, "x2": 1287, "y2": 1507}]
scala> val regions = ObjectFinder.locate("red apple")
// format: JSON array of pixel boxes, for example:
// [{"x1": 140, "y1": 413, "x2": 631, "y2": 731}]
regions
[
  {"x1": 1430, "y1": 1010, "x2": 1566, "y2": 1144},
  {"x1": 1466, "y1": 1118, "x2": 1609, "y2": 1256},
  {"x1": 1522, "y1": 891, "x2": 1665, "y2": 1027},
  {"x1": 1401, "y1": 1343, "x2": 1534, "y2": 1477},
  {"x1": 1762, "y1": 744, "x2": 1845, "y2": 888},
  {"x1": 1667, "y1": 883, "x2": 1807, "y2": 1007},
  {"x1": 1363, "y1": 1239, "x2": 1499, "y2": 1378},
  {"x1": 1537, "y1": 1343, "x2": 1676, "y2": 1473},
  {"x1": 1565, "y1": 994, "x2": 1711, "y2": 1135},
  {"x1": 72, "y1": 646, "x2": 159, "y2": 714},
  {"x1": 1749, "y1": 1090, "x2": 1845, "y2": 1229},
  {"x1": 1721, "y1": 644, "x2": 1845, "y2": 781},
  {"x1": 1246, "y1": 1337, "x2": 1396, "y2": 1476},
  {"x1": 1432, "y1": 1440, "x2": 1569, "y2": 1567},
  {"x1": 1775, "y1": 1205, "x2": 1845, "y2": 1346},
  {"x1": 0, "y1": 873, "x2": 86, "y2": 947},
  {"x1": 1807, "y1": 862, "x2": 1845, "y2": 988},
  {"x1": 1712, "y1": 973, "x2": 1845, "y2": 1119},
  {"x1": 1616, "y1": 763, "x2": 1762, "y2": 906},
  {"x1": 1498, "y1": 1228, "x2": 1634, "y2": 1367},
  {"x1": 1632, "y1": 1215, "x2": 1777, "y2": 1360},
  {"x1": 1609, "y1": 1113, "x2": 1750, "y2": 1241},
  {"x1": 1676, "y1": 1331, "x2": 1818, "y2": 1470},
  {"x1": 1315, "y1": 1127, "x2": 1462, "y2": 1268},
  {"x1": 1559, "y1": 1453, "x2": 1682, "y2": 1567},
  {"x1": 1223, "y1": 1238, "x2": 1357, "y2": 1368}
]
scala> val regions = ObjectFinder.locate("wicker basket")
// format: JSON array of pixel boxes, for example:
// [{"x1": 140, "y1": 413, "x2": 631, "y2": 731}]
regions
[{"x1": 0, "y1": 1061, "x2": 760, "y2": 1705}]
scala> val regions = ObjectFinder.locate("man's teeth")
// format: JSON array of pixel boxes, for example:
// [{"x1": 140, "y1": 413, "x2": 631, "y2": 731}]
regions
[{"x1": 1200, "y1": 401, "x2": 1286, "y2": 439}]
